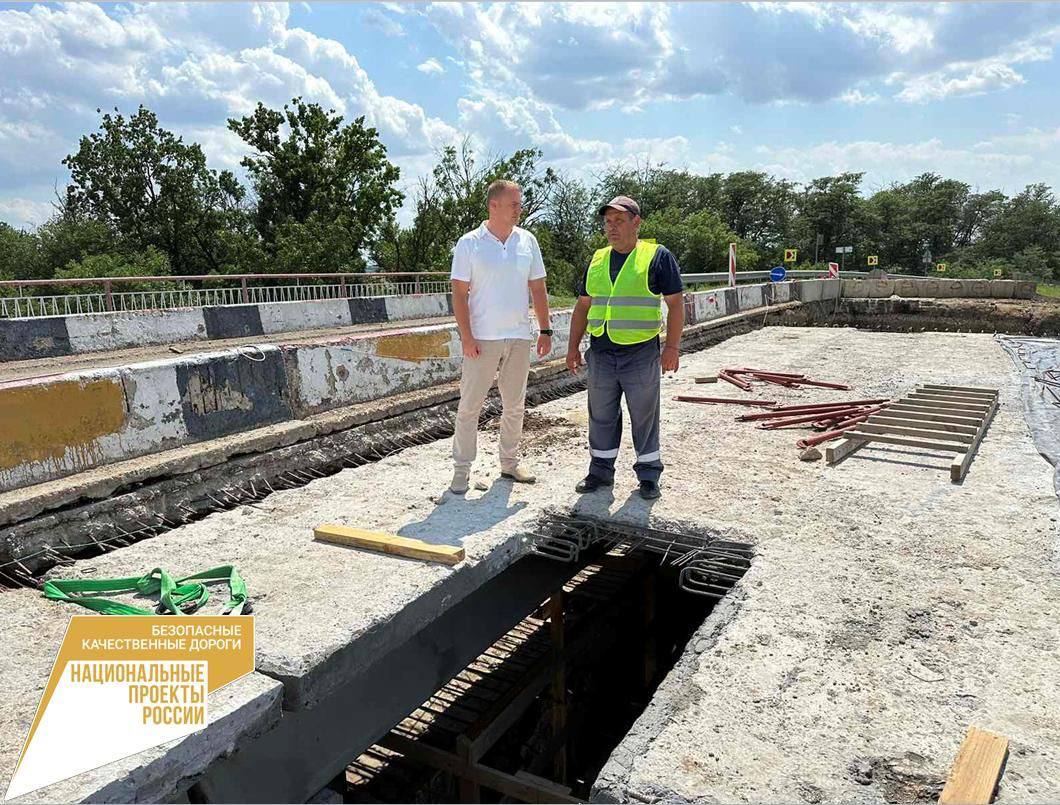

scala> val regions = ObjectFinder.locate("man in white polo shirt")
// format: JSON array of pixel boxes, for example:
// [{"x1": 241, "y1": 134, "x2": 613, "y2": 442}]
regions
[{"x1": 449, "y1": 179, "x2": 553, "y2": 494}]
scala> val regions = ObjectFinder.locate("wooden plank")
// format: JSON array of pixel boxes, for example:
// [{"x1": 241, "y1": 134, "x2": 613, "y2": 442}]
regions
[
  {"x1": 938, "y1": 726, "x2": 1009, "y2": 805},
  {"x1": 843, "y1": 430, "x2": 966, "y2": 453},
  {"x1": 895, "y1": 399, "x2": 994, "y2": 415},
  {"x1": 378, "y1": 733, "x2": 584, "y2": 803},
  {"x1": 887, "y1": 406, "x2": 986, "y2": 426},
  {"x1": 913, "y1": 389, "x2": 996, "y2": 402},
  {"x1": 314, "y1": 524, "x2": 464, "y2": 565},
  {"x1": 857, "y1": 422, "x2": 974, "y2": 444},
  {"x1": 825, "y1": 436, "x2": 867, "y2": 464},
  {"x1": 922, "y1": 384, "x2": 998, "y2": 396},
  {"x1": 908, "y1": 393, "x2": 992, "y2": 410},
  {"x1": 865, "y1": 415, "x2": 978, "y2": 435},
  {"x1": 951, "y1": 397, "x2": 998, "y2": 482}
]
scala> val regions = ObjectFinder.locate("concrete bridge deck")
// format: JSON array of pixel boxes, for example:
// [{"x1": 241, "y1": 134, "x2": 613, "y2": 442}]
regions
[{"x1": 2, "y1": 325, "x2": 1057, "y2": 803}]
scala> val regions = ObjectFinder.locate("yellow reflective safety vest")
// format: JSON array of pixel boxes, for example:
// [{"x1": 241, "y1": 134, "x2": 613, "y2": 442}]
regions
[{"x1": 585, "y1": 240, "x2": 662, "y2": 345}]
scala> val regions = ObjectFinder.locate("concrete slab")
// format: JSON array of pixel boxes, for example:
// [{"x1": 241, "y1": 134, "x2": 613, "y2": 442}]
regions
[
  {"x1": 590, "y1": 327, "x2": 1060, "y2": 804},
  {"x1": 0, "y1": 589, "x2": 283, "y2": 803},
  {"x1": 7, "y1": 325, "x2": 1056, "y2": 803}
]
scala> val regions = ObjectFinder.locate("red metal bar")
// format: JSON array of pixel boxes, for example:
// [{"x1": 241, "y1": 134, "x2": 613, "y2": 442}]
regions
[
  {"x1": 811, "y1": 405, "x2": 886, "y2": 429},
  {"x1": 751, "y1": 375, "x2": 799, "y2": 387},
  {"x1": 796, "y1": 415, "x2": 874, "y2": 448},
  {"x1": 758, "y1": 408, "x2": 870, "y2": 429},
  {"x1": 784, "y1": 378, "x2": 851, "y2": 390},
  {"x1": 674, "y1": 395, "x2": 778, "y2": 407},
  {"x1": 765, "y1": 398, "x2": 889, "y2": 412},
  {"x1": 717, "y1": 371, "x2": 752, "y2": 391},
  {"x1": 730, "y1": 368, "x2": 805, "y2": 378},
  {"x1": 736, "y1": 400, "x2": 889, "y2": 421}
]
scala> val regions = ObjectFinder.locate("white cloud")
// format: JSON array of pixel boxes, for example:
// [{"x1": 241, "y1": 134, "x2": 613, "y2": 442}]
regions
[
  {"x1": 839, "y1": 89, "x2": 881, "y2": 106},
  {"x1": 0, "y1": 197, "x2": 56, "y2": 229},
  {"x1": 896, "y1": 61, "x2": 1025, "y2": 103},
  {"x1": 0, "y1": 1, "x2": 460, "y2": 227},
  {"x1": 416, "y1": 58, "x2": 444, "y2": 75},
  {"x1": 752, "y1": 138, "x2": 1042, "y2": 193},
  {"x1": 423, "y1": 2, "x2": 1060, "y2": 111}
]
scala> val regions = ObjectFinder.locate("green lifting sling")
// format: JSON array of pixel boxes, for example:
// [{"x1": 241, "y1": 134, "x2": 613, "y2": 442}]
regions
[{"x1": 41, "y1": 565, "x2": 249, "y2": 616}]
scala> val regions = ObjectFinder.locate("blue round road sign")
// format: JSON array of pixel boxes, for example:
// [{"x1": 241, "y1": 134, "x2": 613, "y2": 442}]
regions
[{"x1": 770, "y1": 266, "x2": 787, "y2": 282}]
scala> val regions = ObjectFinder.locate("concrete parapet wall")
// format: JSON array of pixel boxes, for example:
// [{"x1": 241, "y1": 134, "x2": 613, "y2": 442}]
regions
[
  {"x1": 841, "y1": 277, "x2": 1036, "y2": 299},
  {"x1": 0, "y1": 293, "x2": 452, "y2": 363}
]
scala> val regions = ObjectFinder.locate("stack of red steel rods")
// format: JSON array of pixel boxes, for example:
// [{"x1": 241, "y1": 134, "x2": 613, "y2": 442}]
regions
[
  {"x1": 735, "y1": 399, "x2": 892, "y2": 448},
  {"x1": 711, "y1": 367, "x2": 851, "y2": 392}
]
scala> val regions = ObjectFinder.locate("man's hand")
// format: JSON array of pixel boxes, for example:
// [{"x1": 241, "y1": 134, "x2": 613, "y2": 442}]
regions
[
  {"x1": 462, "y1": 336, "x2": 481, "y2": 359},
  {"x1": 536, "y1": 333, "x2": 552, "y2": 358},
  {"x1": 661, "y1": 345, "x2": 680, "y2": 373},
  {"x1": 566, "y1": 348, "x2": 584, "y2": 374}
]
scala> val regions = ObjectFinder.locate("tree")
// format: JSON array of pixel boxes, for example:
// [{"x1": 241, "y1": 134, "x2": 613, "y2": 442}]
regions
[
  {"x1": 593, "y1": 161, "x2": 723, "y2": 219},
  {"x1": 373, "y1": 138, "x2": 557, "y2": 274},
  {"x1": 0, "y1": 223, "x2": 44, "y2": 281},
  {"x1": 63, "y1": 106, "x2": 246, "y2": 275},
  {"x1": 639, "y1": 207, "x2": 757, "y2": 275},
  {"x1": 794, "y1": 173, "x2": 865, "y2": 266},
  {"x1": 540, "y1": 172, "x2": 595, "y2": 271},
  {"x1": 720, "y1": 171, "x2": 796, "y2": 253},
  {"x1": 229, "y1": 98, "x2": 402, "y2": 273}
]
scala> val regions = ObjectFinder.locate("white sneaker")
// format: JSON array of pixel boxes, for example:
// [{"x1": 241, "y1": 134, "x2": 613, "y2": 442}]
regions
[
  {"x1": 450, "y1": 467, "x2": 470, "y2": 494},
  {"x1": 500, "y1": 465, "x2": 536, "y2": 484}
]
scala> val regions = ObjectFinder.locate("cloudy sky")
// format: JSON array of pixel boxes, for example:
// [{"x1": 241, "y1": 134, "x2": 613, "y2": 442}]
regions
[{"x1": 2, "y1": 1, "x2": 1060, "y2": 228}]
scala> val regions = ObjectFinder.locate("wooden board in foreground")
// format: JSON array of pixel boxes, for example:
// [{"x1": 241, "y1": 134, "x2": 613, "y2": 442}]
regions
[
  {"x1": 939, "y1": 726, "x2": 1009, "y2": 805},
  {"x1": 314, "y1": 524, "x2": 465, "y2": 565}
]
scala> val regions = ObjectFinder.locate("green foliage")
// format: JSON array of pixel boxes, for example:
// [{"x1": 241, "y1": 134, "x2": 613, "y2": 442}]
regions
[
  {"x1": 639, "y1": 207, "x2": 757, "y2": 274},
  {"x1": 63, "y1": 106, "x2": 245, "y2": 275},
  {"x1": 56, "y1": 247, "x2": 173, "y2": 292},
  {"x1": 229, "y1": 97, "x2": 403, "y2": 273},
  {"x1": 373, "y1": 138, "x2": 557, "y2": 274},
  {"x1": 0, "y1": 223, "x2": 44, "y2": 281}
]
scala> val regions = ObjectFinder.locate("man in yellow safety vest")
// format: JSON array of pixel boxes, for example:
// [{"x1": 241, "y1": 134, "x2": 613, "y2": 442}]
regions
[{"x1": 565, "y1": 196, "x2": 685, "y2": 499}]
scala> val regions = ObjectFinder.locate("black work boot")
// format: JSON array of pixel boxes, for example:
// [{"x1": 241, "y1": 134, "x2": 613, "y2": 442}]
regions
[
  {"x1": 575, "y1": 474, "x2": 613, "y2": 493},
  {"x1": 638, "y1": 480, "x2": 661, "y2": 500}
]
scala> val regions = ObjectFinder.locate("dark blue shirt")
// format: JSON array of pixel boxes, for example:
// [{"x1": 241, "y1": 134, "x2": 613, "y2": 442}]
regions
[{"x1": 578, "y1": 245, "x2": 684, "y2": 352}]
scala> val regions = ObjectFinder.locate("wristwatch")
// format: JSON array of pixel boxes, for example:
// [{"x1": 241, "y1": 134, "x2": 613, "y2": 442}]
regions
[{"x1": 539, "y1": 328, "x2": 554, "y2": 336}]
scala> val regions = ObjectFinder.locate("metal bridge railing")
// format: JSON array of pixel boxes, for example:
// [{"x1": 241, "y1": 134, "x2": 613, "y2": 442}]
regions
[{"x1": 0, "y1": 272, "x2": 451, "y2": 319}]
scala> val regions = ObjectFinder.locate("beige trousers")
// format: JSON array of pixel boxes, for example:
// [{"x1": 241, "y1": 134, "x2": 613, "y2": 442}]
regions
[{"x1": 453, "y1": 338, "x2": 531, "y2": 471}]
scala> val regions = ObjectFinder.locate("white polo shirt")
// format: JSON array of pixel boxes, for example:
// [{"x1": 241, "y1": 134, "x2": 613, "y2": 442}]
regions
[{"x1": 450, "y1": 222, "x2": 546, "y2": 340}]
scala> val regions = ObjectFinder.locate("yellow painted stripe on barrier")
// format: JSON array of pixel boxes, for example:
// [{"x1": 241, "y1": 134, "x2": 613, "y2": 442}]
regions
[
  {"x1": 374, "y1": 330, "x2": 453, "y2": 361},
  {"x1": 0, "y1": 378, "x2": 126, "y2": 471}
]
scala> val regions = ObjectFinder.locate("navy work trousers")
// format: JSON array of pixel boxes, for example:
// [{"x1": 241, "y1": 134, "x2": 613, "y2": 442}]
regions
[{"x1": 586, "y1": 343, "x2": 663, "y2": 483}]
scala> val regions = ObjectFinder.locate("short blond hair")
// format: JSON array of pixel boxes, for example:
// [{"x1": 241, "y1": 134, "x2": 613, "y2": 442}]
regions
[{"x1": 487, "y1": 179, "x2": 521, "y2": 203}]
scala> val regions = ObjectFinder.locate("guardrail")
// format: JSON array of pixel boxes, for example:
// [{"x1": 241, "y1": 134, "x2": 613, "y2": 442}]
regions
[
  {"x1": 681, "y1": 269, "x2": 874, "y2": 284},
  {"x1": 0, "y1": 272, "x2": 451, "y2": 319}
]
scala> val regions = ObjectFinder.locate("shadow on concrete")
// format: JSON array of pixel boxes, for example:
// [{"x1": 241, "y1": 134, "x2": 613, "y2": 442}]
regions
[
  {"x1": 397, "y1": 480, "x2": 528, "y2": 546},
  {"x1": 610, "y1": 487, "x2": 660, "y2": 524},
  {"x1": 851, "y1": 445, "x2": 953, "y2": 471}
]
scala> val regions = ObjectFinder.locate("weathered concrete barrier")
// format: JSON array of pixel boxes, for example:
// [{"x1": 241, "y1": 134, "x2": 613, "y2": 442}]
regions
[
  {"x1": 0, "y1": 281, "x2": 816, "y2": 492},
  {"x1": 0, "y1": 293, "x2": 454, "y2": 363},
  {"x1": 841, "y1": 277, "x2": 1036, "y2": 299}
]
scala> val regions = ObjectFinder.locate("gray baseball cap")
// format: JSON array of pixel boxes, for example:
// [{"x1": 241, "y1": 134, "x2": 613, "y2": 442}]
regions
[{"x1": 598, "y1": 195, "x2": 641, "y2": 217}]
